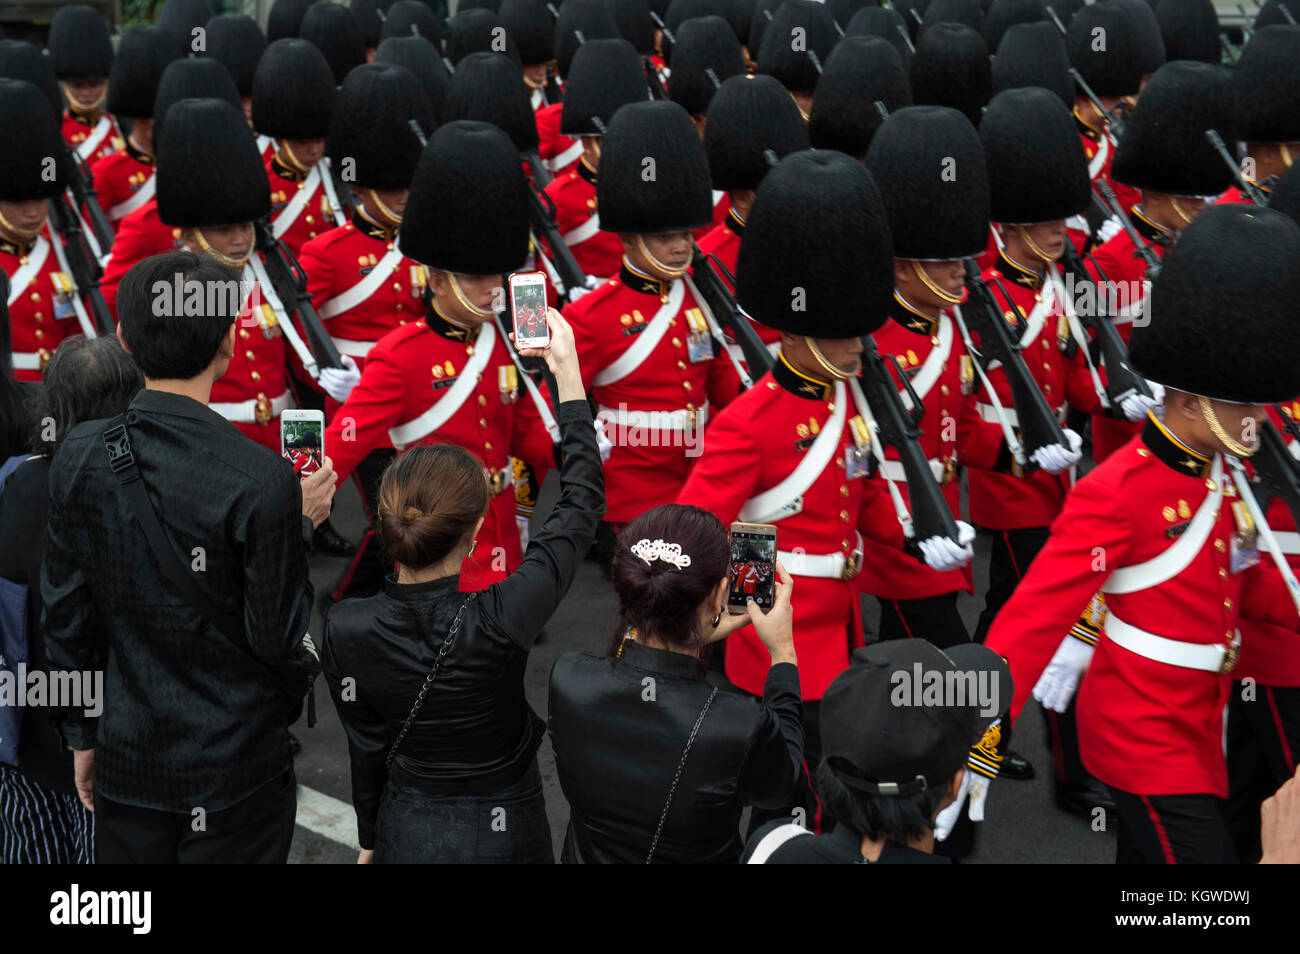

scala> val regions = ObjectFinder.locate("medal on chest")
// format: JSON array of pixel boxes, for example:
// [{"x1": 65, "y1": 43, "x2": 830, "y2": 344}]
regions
[
  {"x1": 254, "y1": 303, "x2": 282, "y2": 340},
  {"x1": 50, "y1": 271, "x2": 76, "y2": 320},
  {"x1": 684, "y1": 307, "x2": 713, "y2": 363},
  {"x1": 1229, "y1": 499, "x2": 1260, "y2": 574},
  {"x1": 845, "y1": 415, "x2": 872, "y2": 479},
  {"x1": 499, "y1": 364, "x2": 519, "y2": 404}
]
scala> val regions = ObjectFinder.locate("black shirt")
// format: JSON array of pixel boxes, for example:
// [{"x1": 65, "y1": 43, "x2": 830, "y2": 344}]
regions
[
  {"x1": 548, "y1": 641, "x2": 804, "y2": 864},
  {"x1": 41, "y1": 389, "x2": 313, "y2": 812},
  {"x1": 742, "y1": 819, "x2": 952, "y2": 864},
  {"x1": 321, "y1": 400, "x2": 604, "y2": 851}
]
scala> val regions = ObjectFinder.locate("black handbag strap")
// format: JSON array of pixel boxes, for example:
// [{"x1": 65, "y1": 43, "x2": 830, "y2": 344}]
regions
[{"x1": 646, "y1": 686, "x2": 718, "y2": 864}]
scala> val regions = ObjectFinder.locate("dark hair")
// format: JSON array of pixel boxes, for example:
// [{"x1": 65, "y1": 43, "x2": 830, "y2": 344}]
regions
[
  {"x1": 117, "y1": 251, "x2": 243, "y2": 380},
  {"x1": 30, "y1": 335, "x2": 144, "y2": 456},
  {"x1": 814, "y1": 759, "x2": 951, "y2": 845},
  {"x1": 0, "y1": 273, "x2": 30, "y2": 461},
  {"x1": 375, "y1": 443, "x2": 491, "y2": 569},
  {"x1": 609, "y1": 503, "x2": 729, "y2": 655}
]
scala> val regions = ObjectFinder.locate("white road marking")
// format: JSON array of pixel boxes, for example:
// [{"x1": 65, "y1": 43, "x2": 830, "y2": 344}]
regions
[{"x1": 295, "y1": 785, "x2": 360, "y2": 850}]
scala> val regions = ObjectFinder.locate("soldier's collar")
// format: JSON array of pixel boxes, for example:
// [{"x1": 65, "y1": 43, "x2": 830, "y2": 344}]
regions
[
  {"x1": 890, "y1": 291, "x2": 939, "y2": 337},
  {"x1": 1074, "y1": 106, "x2": 1102, "y2": 143},
  {"x1": 124, "y1": 134, "x2": 154, "y2": 165},
  {"x1": 773, "y1": 350, "x2": 834, "y2": 402},
  {"x1": 0, "y1": 232, "x2": 37, "y2": 257},
  {"x1": 271, "y1": 151, "x2": 309, "y2": 183},
  {"x1": 352, "y1": 205, "x2": 397, "y2": 241},
  {"x1": 725, "y1": 206, "x2": 746, "y2": 236},
  {"x1": 620, "y1": 257, "x2": 672, "y2": 298},
  {"x1": 67, "y1": 106, "x2": 100, "y2": 128},
  {"x1": 577, "y1": 156, "x2": 597, "y2": 186},
  {"x1": 1141, "y1": 411, "x2": 1213, "y2": 479},
  {"x1": 426, "y1": 300, "x2": 481, "y2": 343},
  {"x1": 996, "y1": 249, "x2": 1044, "y2": 290},
  {"x1": 1131, "y1": 207, "x2": 1174, "y2": 246}
]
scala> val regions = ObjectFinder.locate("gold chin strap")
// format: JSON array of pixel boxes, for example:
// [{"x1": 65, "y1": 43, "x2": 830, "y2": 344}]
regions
[
  {"x1": 192, "y1": 227, "x2": 252, "y2": 268},
  {"x1": 0, "y1": 207, "x2": 43, "y2": 243},
  {"x1": 280, "y1": 141, "x2": 311, "y2": 174},
  {"x1": 635, "y1": 235, "x2": 689, "y2": 279},
  {"x1": 1016, "y1": 225, "x2": 1061, "y2": 264},
  {"x1": 803, "y1": 337, "x2": 853, "y2": 381},
  {"x1": 447, "y1": 272, "x2": 496, "y2": 319},
  {"x1": 367, "y1": 189, "x2": 402, "y2": 228},
  {"x1": 1283, "y1": 143, "x2": 1294, "y2": 169},
  {"x1": 1198, "y1": 395, "x2": 1258, "y2": 458},
  {"x1": 62, "y1": 81, "x2": 107, "y2": 114},
  {"x1": 911, "y1": 260, "x2": 963, "y2": 305},
  {"x1": 1169, "y1": 197, "x2": 1195, "y2": 227}
]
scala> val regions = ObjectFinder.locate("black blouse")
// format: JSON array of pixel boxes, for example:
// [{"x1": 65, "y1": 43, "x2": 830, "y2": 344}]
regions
[{"x1": 321, "y1": 400, "x2": 604, "y2": 851}]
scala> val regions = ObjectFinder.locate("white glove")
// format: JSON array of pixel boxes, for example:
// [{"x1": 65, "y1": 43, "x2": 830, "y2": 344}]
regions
[
  {"x1": 1146, "y1": 380, "x2": 1165, "y2": 407},
  {"x1": 1032, "y1": 635, "x2": 1095, "y2": 713},
  {"x1": 1119, "y1": 391, "x2": 1160, "y2": 423},
  {"x1": 566, "y1": 275, "x2": 601, "y2": 304},
  {"x1": 319, "y1": 354, "x2": 360, "y2": 404},
  {"x1": 594, "y1": 418, "x2": 613, "y2": 462},
  {"x1": 1029, "y1": 428, "x2": 1083, "y2": 475},
  {"x1": 934, "y1": 771, "x2": 992, "y2": 841},
  {"x1": 918, "y1": 520, "x2": 976, "y2": 572},
  {"x1": 516, "y1": 514, "x2": 531, "y2": 553},
  {"x1": 1095, "y1": 215, "x2": 1123, "y2": 245}
]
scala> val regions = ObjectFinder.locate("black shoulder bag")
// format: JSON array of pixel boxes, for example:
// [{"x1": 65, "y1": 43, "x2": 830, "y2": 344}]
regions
[{"x1": 102, "y1": 416, "x2": 321, "y2": 726}]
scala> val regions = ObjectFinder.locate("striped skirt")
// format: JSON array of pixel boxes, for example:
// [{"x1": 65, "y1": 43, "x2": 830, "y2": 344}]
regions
[{"x1": 0, "y1": 765, "x2": 94, "y2": 864}]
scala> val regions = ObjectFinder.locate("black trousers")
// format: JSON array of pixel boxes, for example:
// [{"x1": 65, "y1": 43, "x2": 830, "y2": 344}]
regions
[
  {"x1": 876, "y1": 592, "x2": 970, "y2": 649},
  {"x1": 95, "y1": 769, "x2": 296, "y2": 864},
  {"x1": 973, "y1": 526, "x2": 1050, "y2": 642},
  {"x1": 1227, "y1": 684, "x2": 1300, "y2": 862},
  {"x1": 1105, "y1": 785, "x2": 1237, "y2": 864},
  {"x1": 747, "y1": 700, "x2": 826, "y2": 836},
  {"x1": 331, "y1": 448, "x2": 398, "y2": 602}
]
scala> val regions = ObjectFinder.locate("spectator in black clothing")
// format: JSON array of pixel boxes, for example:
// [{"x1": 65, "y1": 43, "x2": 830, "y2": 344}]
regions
[
  {"x1": 0, "y1": 335, "x2": 142, "y2": 863},
  {"x1": 743, "y1": 639, "x2": 1012, "y2": 864},
  {"x1": 322, "y1": 310, "x2": 602, "y2": 864},
  {"x1": 548, "y1": 505, "x2": 804, "y2": 863},
  {"x1": 41, "y1": 252, "x2": 338, "y2": 864}
]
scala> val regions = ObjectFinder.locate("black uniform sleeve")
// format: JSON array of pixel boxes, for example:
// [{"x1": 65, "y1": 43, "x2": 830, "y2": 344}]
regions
[{"x1": 736, "y1": 662, "x2": 805, "y2": 810}]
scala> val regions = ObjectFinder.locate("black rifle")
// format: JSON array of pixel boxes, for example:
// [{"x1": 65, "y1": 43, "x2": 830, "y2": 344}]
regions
[
  {"x1": 858, "y1": 335, "x2": 963, "y2": 552},
  {"x1": 544, "y1": 64, "x2": 565, "y2": 104},
  {"x1": 1252, "y1": 415, "x2": 1300, "y2": 532},
  {"x1": 64, "y1": 143, "x2": 115, "y2": 256},
  {"x1": 689, "y1": 245, "x2": 773, "y2": 381},
  {"x1": 46, "y1": 196, "x2": 114, "y2": 335},
  {"x1": 960, "y1": 259, "x2": 1069, "y2": 463},
  {"x1": 524, "y1": 150, "x2": 553, "y2": 189},
  {"x1": 1094, "y1": 179, "x2": 1162, "y2": 281},
  {"x1": 896, "y1": 22, "x2": 916, "y2": 55},
  {"x1": 1205, "y1": 128, "x2": 1267, "y2": 207},
  {"x1": 253, "y1": 219, "x2": 344, "y2": 371},
  {"x1": 327, "y1": 163, "x2": 358, "y2": 222},
  {"x1": 644, "y1": 55, "x2": 669, "y2": 99},
  {"x1": 526, "y1": 176, "x2": 590, "y2": 302}
]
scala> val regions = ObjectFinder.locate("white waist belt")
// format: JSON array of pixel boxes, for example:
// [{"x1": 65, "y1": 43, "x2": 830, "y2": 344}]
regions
[
  {"x1": 1105, "y1": 613, "x2": 1238, "y2": 674},
  {"x1": 978, "y1": 403, "x2": 1018, "y2": 427},
  {"x1": 210, "y1": 390, "x2": 292, "y2": 423},
  {"x1": 778, "y1": 534, "x2": 863, "y2": 580},
  {"x1": 11, "y1": 351, "x2": 43, "y2": 371},
  {"x1": 596, "y1": 403, "x2": 708, "y2": 432},
  {"x1": 1260, "y1": 531, "x2": 1300, "y2": 556},
  {"x1": 879, "y1": 457, "x2": 945, "y2": 484},
  {"x1": 330, "y1": 336, "x2": 377, "y2": 358}
]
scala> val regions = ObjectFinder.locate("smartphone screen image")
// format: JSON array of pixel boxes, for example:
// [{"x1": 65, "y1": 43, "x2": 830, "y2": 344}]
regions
[
  {"x1": 728, "y1": 523, "x2": 778, "y2": 612},
  {"x1": 510, "y1": 271, "x2": 550, "y2": 349},
  {"x1": 281, "y1": 411, "x2": 325, "y2": 478}
]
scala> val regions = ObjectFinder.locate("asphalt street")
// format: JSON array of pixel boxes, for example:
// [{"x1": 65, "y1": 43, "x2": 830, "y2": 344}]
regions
[{"x1": 287, "y1": 468, "x2": 1115, "y2": 865}]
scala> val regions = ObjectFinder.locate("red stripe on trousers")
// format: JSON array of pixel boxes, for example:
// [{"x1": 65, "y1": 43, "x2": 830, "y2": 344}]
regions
[{"x1": 1139, "y1": 794, "x2": 1178, "y2": 864}]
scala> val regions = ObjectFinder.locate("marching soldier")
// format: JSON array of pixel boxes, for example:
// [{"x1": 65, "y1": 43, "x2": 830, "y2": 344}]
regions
[
  {"x1": 678, "y1": 149, "x2": 976, "y2": 831},
  {"x1": 321, "y1": 121, "x2": 560, "y2": 593},
  {"x1": 808, "y1": 35, "x2": 911, "y2": 163},
  {"x1": 373, "y1": 35, "x2": 451, "y2": 124},
  {"x1": 300, "y1": 1, "x2": 367, "y2": 86},
  {"x1": 156, "y1": 0, "x2": 214, "y2": 47},
  {"x1": 47, "y1": 5, "x2": 122, "y2": 167},
  {"x1": 1220, "y1": 26, "x2": 1300, "y2": 206},
  {"x1": 1157, "y1": 0, "x2": 1223, "y2": 65},
  {"x1": 501, "y1": 0, "x2": 560, "y2": 110},
  {"x1": 539, "y1": 0, "x2": 622, "y2": 177},
  {"x1": 205, "y1": 13, "x2": 271, "y2": 151},
  {"x1": 608, "y1": 0, "x2": 663, "y2": 76},
  {"x1": 986, "y1": 203, "x2": 1300, "y2": 863},
  {"x1": 92, "y1": 26, "x2": 182, "y2": 233},
  {"x1": 268, "y1": 0, "x2": 318, "y2": 43},
  {"x1": 1114, "y1": 0, "x2": 1166, "y2": 93},
  {"x1": 755, "y1": 0, "x2": 837, "y2": 121},
  {"x1": 379, "y1": 0, "x2": 443, "y2": 46},
  {"x1": 908, "y1": 23, "x2": 990, "y2": 129}
]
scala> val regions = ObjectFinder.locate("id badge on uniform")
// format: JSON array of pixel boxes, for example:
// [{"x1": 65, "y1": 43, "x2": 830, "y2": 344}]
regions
[
  {"x1": 51, "y1": 272, "x2": 75, "y2": 319},
  {"x1": 1230, "y1": 500, "x2": 1260, "y2": 574},
  {"x1": 845, "y1": 415, "x2": 872, "y2": 479},
  {"x1": 685, "y1": 308, "x2": 713, "y2": 363}
]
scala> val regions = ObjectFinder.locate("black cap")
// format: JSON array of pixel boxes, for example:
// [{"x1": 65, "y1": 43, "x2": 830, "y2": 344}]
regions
[
  {"x1": 108, "y1": 26, "x2": 183, "y2": 120},
  {"x1": 328, "y1": 63, "x2": 434, "y2": 189},
  {"x1": 445, "y1": 51, "x2": 537, "y2": 151},
  {"x1": 1268, "y1": 159, "x2": 1300, "y2": 226},
  {"x1": 827, "y1": 0, "x2": 874, "y2": 32},
  {"x1": 984, "y1": 0, "x2": 1044, "y2": 53},
  {"x1": 300, "y1": 2, "x2": 367, "y2": 85},
  {"x1": 756, "y1": 0, "x2": 839, "y2": 96},
  {"x1": 727, "y1": 0, "x2": 761, "y2": 46},
  {"x1": 157, "y1": 0, "x2": 215, "y2": 47},
  {"x1": 597, "y1": 100, "x2": 713, "y2": 233},
  {"x1": 1132, "y1": 204, "x2": 1300, "y2": 403},
  {"x1": 1114, "y1": 0, "x2": 1165, "y2": 76},
  {"x1": 375, "y1": 35, "x2": 451, "y2": 124},
  {"x1": 156, "y1": 98, "x2": 270, "y2": 227},
  {"x1": 992, "y1": 20, "x2": 1073, "y2": 108},
  {"x1": 350, "y1": 0, "x2": 385, "y2": 49},
  {"x1": 500, "y1": 0, "x2": 555, "y2": 64},
  {"x1": 0, "y1": 79, "x2": 66, "y2": 201},
  {"x1": 153, "y1": 58, "x2": 242, "y2": 151},
  {"x1": 1068, "y1": 1, "x2": 1142, "y2": 98},
  {"x1": 0, "y1": 40, "x2": 63, "y2": 117},
  {"x1": 866, "y1": 105, "x2": 990, "y2": 260},
  {"x1": 400, "y1": 119, "x2": 530, "y2": 273},
  {"x1": 1111, "y1": 61, "x2": 1234, "y2": 197},
  {"x1": 461, "y1": 0, "x2": 504, "y2": 12},
  {"x1": 382, "y1": 0, "x2": 444, "y2": 43},
  {"x1": 663, "y1": 0, "x2": 729, "y2": 62},
  {"x1": 747, "y1": 0, "x2": 784, "y2": 55},
  {"x1": 909, "y1": 22, "x2": 991, "y2": 127},
  {"x1": 205, "y1": 14, "x2": 268, "y2": 98},
  {"x1": 919, "y1": 0, "x2": 984, "y2": 39},
  {"x1": 608, "y1": 0, "x2": 658, "y2": 55},
  {"x1": 669, "y1": 15, "x2": 746, "y2": 116},
  {"x1": 445, "y1": 8, "x2": 522, "y2": 67},
  {"x1": 736, "y1": 149, "x2": 896, "y2": 338},
  {"x1": 821, "y1": 640, "x2": 1012, "y2": 797},
  {"x1": 267, "y1": 0, "x2": 317, "y2": 43},
  {"x1": 554, "y1": 0, "x2": 620, "y2": 78},
  {"x1": 1155, "y1": 0, "x2": 1219, "y2": 64},
  {"x1": 47, "y1": 5, "x2": 113, "y2": 81},
  {"x1": 560, "y1": 38, "x2": 649, "y2": 136},
  {"x1": 1257, "y1": 0, "x2": 1300, "y2": 29},
  {"x1": 809, "y1": 35, "x2": 912, "y2": 159},
  {"x1": 1231, "y1": 26, "x2": 1300, "y2": 143},
  {"x1": 252, "y1": 38, "x2": 337, "y2": 140},
  {"x1": 705, "y1": 73, "x2": 810, "y2": 191},
  {"x1": 846, "y1": 7, "x2": 915, "y2": 67},
  {"x1": 981, "y1": 86, "x2": 1089, "y2": 223}
]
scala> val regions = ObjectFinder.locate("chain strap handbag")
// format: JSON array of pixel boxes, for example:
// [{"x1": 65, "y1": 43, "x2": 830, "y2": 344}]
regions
[
  {"x1": 645, "y1": 685, "x2": 718, "y2": 864},
  {"x1": 385, "y1": 594, "x2": 476, "y2": 773}
]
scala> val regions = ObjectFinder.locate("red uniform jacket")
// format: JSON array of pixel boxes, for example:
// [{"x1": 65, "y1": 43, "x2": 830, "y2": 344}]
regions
[
  {"x1": 61, "y1": 110, "x2": 122, "y2": 167},
  {"x1": 322, "y1": 305, "x2": 557, "y2": 590},
  {"x1": 211, "y1": 269, "x2": 291, "y2": 453},
  {"x1": 1, "y1": 225, "x2": 85, "y2": 382},
  {"x1": 265, "y1": 152, "x2": 340, "y2": 257},
  {"x1": 677, "y1": 355, "x2": 908, "y2": 698},
  {"x1": 91, "y1": 137, "x2": 154, "y2": 229},
  {"x1": 565, "y1": 260, "x2": 739, "y2": 523},
  {"x1": 543, "y1": 157, "x2": 624, "y2": 281},
  {"x1": 987, "y1": 415, "x2": 1249, "y2": 797},
  {"x1": 859, "y1": 298, "x2": 1005, "y2": 600},
  {"x1": 1077, "y1": 111, "x2": 1140, "y2": 217},
  {"x1": 966, "y1": 251, "x2": 1105, "y2": 530},
  {"x1": 100, "y1": 198, "x2": 184, "y2": 318},
  {"x1": 536, "y1": 103, "x2": 582, "y2": 177}
]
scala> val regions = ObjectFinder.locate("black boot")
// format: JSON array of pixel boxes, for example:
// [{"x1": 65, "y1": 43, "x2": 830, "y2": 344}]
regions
[{"x1": 313, "y1": 519, "x2": 357, "y2": 557}]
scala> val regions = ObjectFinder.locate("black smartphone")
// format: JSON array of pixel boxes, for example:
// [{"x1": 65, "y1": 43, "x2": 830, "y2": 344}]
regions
[{"x1": 728, "y1": 522, "x2": 778, "y2": 613}]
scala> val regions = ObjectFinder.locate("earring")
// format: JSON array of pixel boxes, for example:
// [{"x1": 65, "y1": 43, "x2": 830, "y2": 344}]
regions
[
  {"x1": 710, "y1": 612, "x2": 721, "y2": 628},
  {"x1": 469, "y1": 539, "x2": 477, "y2": 556}
]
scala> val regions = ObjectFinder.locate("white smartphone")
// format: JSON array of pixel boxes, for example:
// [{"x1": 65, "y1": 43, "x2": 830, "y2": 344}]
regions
[
  {"x1": 728, "y1": 522, "x2": 778, "y2": 614},
  {"x1": 281, "y1": 408, "x2": 325, "y2": 478},
  {"x1": 509, "y1": 270, "x2": 550, "y2": 349}
]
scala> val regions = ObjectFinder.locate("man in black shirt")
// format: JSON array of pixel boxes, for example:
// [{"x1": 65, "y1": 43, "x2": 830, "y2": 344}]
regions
[
  {"x1": 42, "y1": 251, "x2": 338, "y2": 863},
  {"x1": 744, "y1": 640, "x2": 1013, "y2": 864}
]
